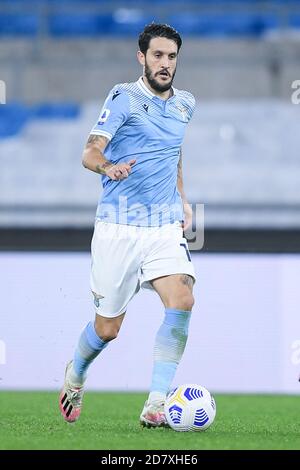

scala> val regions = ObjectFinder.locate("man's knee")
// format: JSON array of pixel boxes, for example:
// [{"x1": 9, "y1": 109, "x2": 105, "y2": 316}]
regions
[
  {"x1": 167, "y1": 293, "x2": 195, "y2": 311},
  {"x1": 94, "y1": 315, "x2": 124, "y2": 342},
  {"x1": 97, "y1": 329, "x2": 118, "y2": 342},
  {"x1": 176, "y1": 293, "x2": 194, "y2": 311}
]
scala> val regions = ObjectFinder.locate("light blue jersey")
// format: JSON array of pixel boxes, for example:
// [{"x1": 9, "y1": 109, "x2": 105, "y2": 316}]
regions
[{"x1": 90, "y1": 77, "x2": 195, "y2": 226}]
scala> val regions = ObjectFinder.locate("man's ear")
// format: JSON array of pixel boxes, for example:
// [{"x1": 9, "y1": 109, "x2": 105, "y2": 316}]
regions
[{"x1": 137, "y1": 50, "x2": 145, "y2": 67}]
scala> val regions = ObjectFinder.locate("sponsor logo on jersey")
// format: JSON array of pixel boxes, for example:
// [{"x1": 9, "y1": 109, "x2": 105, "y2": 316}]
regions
[{"x1": 112, "y1": 90, "x2": 121, "y2": 101}]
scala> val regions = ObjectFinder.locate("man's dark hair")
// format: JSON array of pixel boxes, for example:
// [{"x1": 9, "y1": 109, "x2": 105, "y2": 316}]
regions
[{"x1": 138, "y1": 23, "x2": 182, "y2": 55}]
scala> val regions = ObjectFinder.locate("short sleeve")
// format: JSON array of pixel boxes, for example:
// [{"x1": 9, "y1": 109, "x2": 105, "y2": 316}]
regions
[
  {"x1": 186, "y1": 92, "x2": 196, "y2": 122},
  {"x1": 90, "y1": 86, "x2": 130, "y2": 141}
]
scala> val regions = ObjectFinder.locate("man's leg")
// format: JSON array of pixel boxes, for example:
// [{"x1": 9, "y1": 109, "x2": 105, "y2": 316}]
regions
[
  {"x1": 59, "y1": 313, "x2": 125, "y2": 422},
  {"x1": 140, "y1": 274, "x2": 194, "y2": 427},
  {"x1": 59, "y1": 220, "x2": 142, "y2": 423}
]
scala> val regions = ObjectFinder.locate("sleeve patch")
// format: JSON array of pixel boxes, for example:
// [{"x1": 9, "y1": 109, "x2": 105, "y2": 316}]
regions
[{"x1": 97, "y1": 109, "x2": 111, "y2": 125}]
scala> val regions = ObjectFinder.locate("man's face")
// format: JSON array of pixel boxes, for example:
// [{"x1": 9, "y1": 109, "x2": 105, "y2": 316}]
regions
[{"x1": 139, "y1": 37, "x2": 178, "y2": 93}]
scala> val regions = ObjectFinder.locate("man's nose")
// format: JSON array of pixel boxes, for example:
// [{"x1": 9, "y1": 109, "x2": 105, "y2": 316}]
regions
[{"x1": 160, "y1": 57, "x2": 170, "y2": 69}]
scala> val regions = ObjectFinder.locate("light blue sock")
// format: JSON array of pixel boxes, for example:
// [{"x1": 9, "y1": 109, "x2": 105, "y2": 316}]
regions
[
  {"x1": 70, "y1": 321, "x2": 108, "y2": 385},
  {"x1": 150, "y1": 308, "x2": 192, "y2": 398}
]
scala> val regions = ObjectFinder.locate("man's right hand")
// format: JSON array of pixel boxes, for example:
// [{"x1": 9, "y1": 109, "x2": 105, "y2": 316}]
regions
[
  {"x1": 82, "y1": 134, "x2": 136, "y2": 179},
  {"x1": 105, "y1": 159, "x2": 136, "y2": 180}
]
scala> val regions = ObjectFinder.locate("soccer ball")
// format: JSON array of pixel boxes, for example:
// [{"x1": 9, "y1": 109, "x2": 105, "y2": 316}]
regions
[{"x1": 164, "y1": 384, "x2": 216, "y2": 432}]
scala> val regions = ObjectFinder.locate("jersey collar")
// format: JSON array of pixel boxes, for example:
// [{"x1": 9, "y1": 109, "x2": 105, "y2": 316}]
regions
[{"x1": 137, "y1": 76, "x2": 176, "y2": 100}]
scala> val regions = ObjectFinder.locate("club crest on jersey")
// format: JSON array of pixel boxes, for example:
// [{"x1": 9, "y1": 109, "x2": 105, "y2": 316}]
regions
[
  {"x1": 176, "y1": 105, "x2": 189, "y2": 120},
  {"x1": 98, "y1": 109, "x2": 110, "y2": 125},
  {"x1": 92, "y1": 291, "x2": 104, "y2": 308}
]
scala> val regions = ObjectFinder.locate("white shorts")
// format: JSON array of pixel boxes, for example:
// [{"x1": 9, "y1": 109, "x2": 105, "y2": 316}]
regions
[{"x1": 90, "y1": 220, "x2": 196, "y2": 318}]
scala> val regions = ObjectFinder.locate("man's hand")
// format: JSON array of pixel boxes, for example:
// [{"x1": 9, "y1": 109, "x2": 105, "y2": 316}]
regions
[
  {"x1": 183, "y1": 202, "x2": 193, "y2": 231},
  {"x1": 82, "y1": 135, "x2": 136, "y2": 179},
  {"x1": 105, "y1": 159, "x2": 136, "y2": 181}
]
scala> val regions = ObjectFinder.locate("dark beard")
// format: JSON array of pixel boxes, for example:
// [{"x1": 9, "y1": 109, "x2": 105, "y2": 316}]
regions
[{"x1": 145, "y1": 62, "x2": 175, "y2": 93}]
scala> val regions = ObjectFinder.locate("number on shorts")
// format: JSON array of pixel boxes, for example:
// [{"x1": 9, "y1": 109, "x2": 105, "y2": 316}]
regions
[{"x1": 180, "y1": 242, "x2": 191, "y2": 261}]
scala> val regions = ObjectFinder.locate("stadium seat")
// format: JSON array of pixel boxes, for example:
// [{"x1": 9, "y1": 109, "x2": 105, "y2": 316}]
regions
[
  {"x1": 33, "y1": 103, "x2": 80, "y2": 119},
  {"x1": 0, "y1": 14, "x2": 39, "y2": 36},
  {"x1": 0, "y1": 103, "x2": 31, "y2": 138},
  {"x1": 110, "y1": 9, "x2": 155, "y2": 36},
  {"x1": 0, "y1": 102, "x2": 80, "y2": 139},
  {"x1": 44, "y1": 0, "x2": 300, "y2": 3},
  {"x1": 169, "y1": 13, "x2": 279, "y2": 37},
  {"x1": 290, "y1": 14, "x2": 300, "y2": 28},
  {"x1": 48, "y1": 14, "x2": 113, "y2": 37}
]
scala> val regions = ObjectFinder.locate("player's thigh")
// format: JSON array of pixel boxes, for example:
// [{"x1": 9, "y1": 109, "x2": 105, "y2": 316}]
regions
[
  {"x1": 141, "y1": 222, "x2": 196, "y2": 291},
  {"x1": 91, "y1": 221, "x2": 141, "y2": 317},
  {"x1": 151, "y1": 273, "x2": 195, "y2": 310}
]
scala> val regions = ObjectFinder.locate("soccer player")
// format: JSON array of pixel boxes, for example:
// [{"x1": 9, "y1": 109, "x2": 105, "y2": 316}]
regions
[{"x1": 59, "y1": 23, "x2": 196, "y2": 427}]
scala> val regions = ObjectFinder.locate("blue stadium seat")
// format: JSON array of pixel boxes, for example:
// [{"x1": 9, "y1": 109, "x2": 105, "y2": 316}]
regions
[
  {"x1": 0, "y1": 14, "x2": 39, "y2": 36},
  {"x1": 33, "y1": 103, "x2": 80, "y2": 119},
  {"x1": 0, "y1": 102, "x2": 80, "y2": 139},
  {"x1": 274, "y1": 0, "x2": 300, "y2": 3},
  {"x1": 169, "y1": 13, "x2": 279, "y2": 37},
  {"x1": 48, "y1": 13, "x2": 113, "y2": 36},
  {"x1": 259, "y1": 13, "x2": 281, "y2": 31},
  {"x1": 47, "y1": 0, "x2": 108, "y2": 3},
  {"x1": 0, "y1": 0, "x2": 105, "y2": 3},
  {"x1": 0, "y1": 103, "x2": 31, "y2": 138},
  {"x1": 1, "y1": 0, "x2": 300, "y2": 4},
  {"x1": 290, "y1": 14, "x2": 300, "y2": 28},
  {"x1": 110, "y1": 10, "x2": 155, "y2": 36},
  {"x1": 49, "y1": 11, "x2": 154, "y2": 37}
]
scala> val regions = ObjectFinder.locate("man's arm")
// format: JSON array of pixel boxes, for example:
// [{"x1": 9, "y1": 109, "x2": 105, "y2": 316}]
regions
[
  {"x1": 177, "y1": 148, "x2": 192, "y2": 230},
  {"x1": 177, "y1": 148, "x2": 188, "y2": 204},
  {"x1": 82, "y1": 134, "x2": 112, "y2": 174},
  {"x1": 82, "y1": 134, "x2": 135, "y2": 180}
]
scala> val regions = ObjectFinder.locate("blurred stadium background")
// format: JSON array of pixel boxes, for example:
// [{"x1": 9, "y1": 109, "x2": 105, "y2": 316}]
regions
[{"x1": 1, "y1": 0, "x2": 300, "y2": 397}]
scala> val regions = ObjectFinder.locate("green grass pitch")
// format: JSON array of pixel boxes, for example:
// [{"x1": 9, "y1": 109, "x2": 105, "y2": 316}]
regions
[{"x1": 0, "y1": 392, "x2": 299, "y2": 450}]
